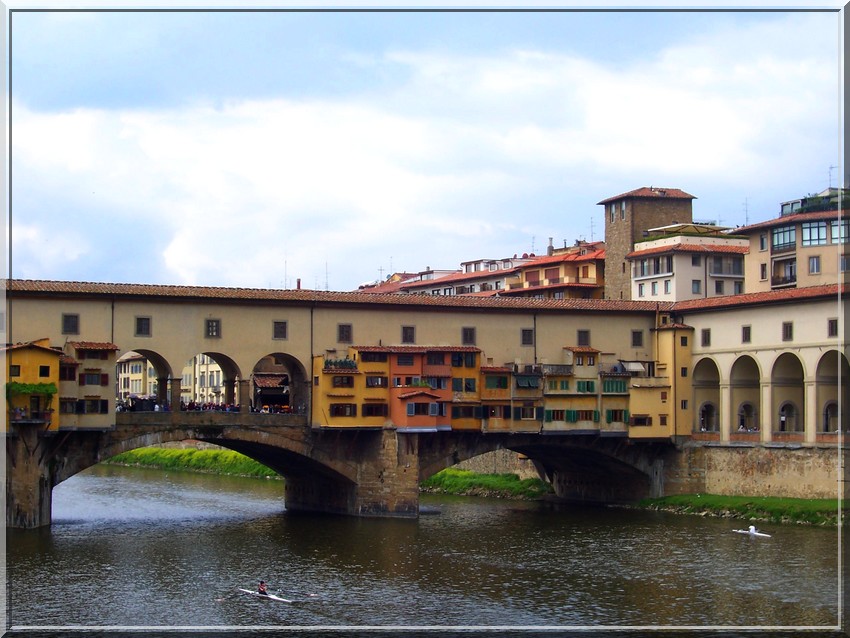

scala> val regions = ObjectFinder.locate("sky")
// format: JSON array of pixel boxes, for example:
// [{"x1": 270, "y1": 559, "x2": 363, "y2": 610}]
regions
[{"x1": 6, "y1": 5, "x2": 844, "y2": 291}]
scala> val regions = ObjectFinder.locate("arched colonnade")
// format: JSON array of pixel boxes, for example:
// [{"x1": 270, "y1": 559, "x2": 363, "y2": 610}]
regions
[{"x1": 692, "y1": 348, "x2": 848, "y2": 441}]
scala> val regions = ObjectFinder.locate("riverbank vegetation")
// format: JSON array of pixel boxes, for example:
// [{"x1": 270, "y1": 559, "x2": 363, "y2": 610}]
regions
[
  {"x1": 103, "y1": 448, "x2": 841, "y2": 524},
  {"x1": 420, "y1": 468, "x2": 553, "y2": 500},
  {"x1": 635, "y1": 494, "x2": 844, "y2": 526},
  {"x1": 105, "y1": 447, "x2": 281, "y2": 479}
]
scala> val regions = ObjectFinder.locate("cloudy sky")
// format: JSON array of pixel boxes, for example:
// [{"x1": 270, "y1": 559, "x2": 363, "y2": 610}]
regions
[{"x1": 7, "y1": 5, "x2": 843, "y2": 291}]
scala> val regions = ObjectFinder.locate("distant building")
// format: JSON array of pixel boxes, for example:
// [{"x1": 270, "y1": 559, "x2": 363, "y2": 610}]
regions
[
  {"x1": 600, "y1": 187, "x2": 696, "y2": 300},
  {"x1": 626, "y1": 223, "x2": 748, "y2": 301},
  {"x1": 734, "y1": 197, "x2": 848, "y2": 294}
]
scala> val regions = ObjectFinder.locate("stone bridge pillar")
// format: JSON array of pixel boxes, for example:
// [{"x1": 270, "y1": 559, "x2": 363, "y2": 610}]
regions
[
  {"x1": 284, "y1": 429, "x2": 421, "y2": 517},
  {"x1": 238, "y1": 379, "x2": 250, "y2": 413},
  {"x1": 6, "y1": 424, "x2": 53, "y2": 528}
]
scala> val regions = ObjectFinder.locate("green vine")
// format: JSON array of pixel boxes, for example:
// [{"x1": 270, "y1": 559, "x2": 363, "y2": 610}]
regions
[{"x1": 6, "y1": 382, "x2": 58, "y2": 401}]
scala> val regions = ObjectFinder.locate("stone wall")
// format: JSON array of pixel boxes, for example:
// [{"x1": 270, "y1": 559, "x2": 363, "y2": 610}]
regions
[
  {"x1": 698, "y1": 445, "x2": 846, "y2": 500},
  {"x1": 455, "y1": 449, "x2": 541, "y2": 480}
]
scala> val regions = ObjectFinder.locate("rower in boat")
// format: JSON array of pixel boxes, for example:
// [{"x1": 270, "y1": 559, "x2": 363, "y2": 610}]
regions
[{"x1": 258, "y1": 580, "x2": 268, "y2": 596}]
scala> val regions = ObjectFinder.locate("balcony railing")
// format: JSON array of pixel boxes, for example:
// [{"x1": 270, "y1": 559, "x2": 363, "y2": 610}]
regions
[{"x1": 771, "y1": 275, "x2": 797, "y2": 288}]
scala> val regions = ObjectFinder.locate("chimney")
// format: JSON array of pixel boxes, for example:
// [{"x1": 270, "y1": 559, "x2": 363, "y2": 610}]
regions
[
  {"x1": 296, "y1": 278, "x2": 301, "y2": 289},
  {"x1": 547, "y1": 237, "x2": 554, "y2": 256}
]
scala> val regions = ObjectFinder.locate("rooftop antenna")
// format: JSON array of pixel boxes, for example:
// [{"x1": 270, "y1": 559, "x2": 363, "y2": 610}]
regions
[
  {"x1": 743, "y1": 198, "x2": 749, "y2": 226},
  {"x1": 589, "y1": 216, "x2": 595, "y2": 242},
  {"x1": 325, "y1": 262, "x2": 329, "y2": 291},
  {"x1": 378, "y1": 266, "x2": 385, "y2": 280}
]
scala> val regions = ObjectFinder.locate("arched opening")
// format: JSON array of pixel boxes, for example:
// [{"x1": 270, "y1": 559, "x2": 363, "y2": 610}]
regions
[
  {"x1": 693, "y1": 358, "x2": 721, "y2": 433},
  {"x1": 771, "y1": 353, "x2": 804, "y2": 433},
  {"x1": 698, "y1": 402, "x2": 718, "y2": 432},
  {"x1": 251, "y1": 353, "x2": 309, "y2": 414},
  {"x1": 116, "y1": 349, "x2": 174, "y2": 411},
  {"x1": 823, "y1": 401, "x2": 839, "y2": 433},
  {"x1": 816, "y1": 350, "x2": 850, "y2": 432},
  {"x1": 730, "y1": 355, "x2": 761, "y2": 430},
  {"x1": 179, "y1": 352, "x2": 243, "y2": 410},
  {"x1": 737, "y1": 402, "x2": 758, "y2": 431},
  {"x1": 777, "y1": 401, "x2": 800, "y2": 432}
]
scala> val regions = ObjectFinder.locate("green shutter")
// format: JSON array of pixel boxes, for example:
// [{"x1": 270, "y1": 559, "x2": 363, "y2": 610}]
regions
[
  {"x1": 545, "y1": 409, "x2": 553, "y2": 422},
  {"x1": 593, "y1": 410, "x2": 599, "y2": 422}
]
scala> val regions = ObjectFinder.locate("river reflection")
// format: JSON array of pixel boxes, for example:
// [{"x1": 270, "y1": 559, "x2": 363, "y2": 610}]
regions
[{"x1": 7, "y1": 464, "x2": 842, "y2": 631}]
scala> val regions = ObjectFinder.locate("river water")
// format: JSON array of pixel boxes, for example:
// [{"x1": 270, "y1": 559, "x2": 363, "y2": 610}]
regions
[{"x1": 6, "y1": 464, "x2": 842, "y2": 633}]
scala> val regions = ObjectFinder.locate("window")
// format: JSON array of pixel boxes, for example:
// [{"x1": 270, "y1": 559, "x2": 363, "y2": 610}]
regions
[
  {"x1": 651, "y1": 281, "x2": 658, "y2": 296},
  {"x1": 742, "y1": 325, "x2": 751, "y2": 343},
  {"x1": 362, "y1": 404, "x2": 388, "y2": 417},
  {"x1": 760, "y1": 263, "x2": 767, "y2": 280},
  {"x1": 782, "y1": 322, "x2": 793, "y2": 342},
  {"x1": 681, "y1": 400, "x2": 688, "y2": 410},
  {"x1": 842, "y1": 255, "x2": 848, "y2": 272},
  {"x1": 332, "y1": 376, "x2": 354, "y2": 388},
  {"x1": 338, "y1": 324, "x2": 353, "y2": 343},
  {"x1": 664, "y1": 280, "x2": 671, "y2": 294},
  {"x1": 397, "y1": 354, "x2": 414, "y2": 366},
  {"x1": 329, "y1": 403, "x2": 356, "y2": 417},
  {"x1": 808, "y1": 256, "x2": 821, "y2": 274},
  {"x1": 691, "y1": 255, "x2": 701, "y2": 267},
  {"x1": 801, "y1": 221, "x2": 827, "y2": 246},
  {"x1": 577, "y1": 330, "x2": 590, "y2": 346},
  {"x1": 39, "y1": 365, "x2": 50, "y2": 378},
  {"x1": 62, "y1": 313, "x2": 80, "y2": 335},
  {"x1": 587, "y1": 355, "x2": 595, "y2": 366},
  {"x1": 771, "y1": 225, "x2": 795, "y2": 250},
  {"x1": 609, "y1": 204, "x2": 615, "y2": 222},
  {"x1": 426, "y1": 352, "x2": 445, "y2": 365},
  {"x1": 692, "y1": 280, "x2": 701, "y2": 294},
  {"x1": 575, "y1": 355, "x2": 584, "y2": 366},
  {"x1": 734, "y1": 281, "x2": 744, "y2": 295},
  {"x1": 828, "y1": 318, "x2": 838, "y2": 337},
  {"x1": 135, "y1": 316, "x2": 151, "y2": 337},
  {"x1": 521, "y1": 328, "x2": 534, "y2": 346},
  {"x1": 714, "y1": 280, "x2": 724, "y2": 295},
  {"x1": 401, "y1": 326, "x2": 415, "y2": 344},
  {"x1": 637, "y1": 283, "x2": 645, "y2": 298},
  {"x1": 631, "y1": 415, "x2": 652, "y2": 427},
  {"x1": 205, "y1": 319, "x2": 221, "y2": 338},
  {"x1": 701, "y1": 329, "x2": 711, "y2": 347},
  {"x1": 361, "y1": 352, "x2": 388, "y2": 363},
  {"x1": 81, "y1": 372, "x2": 107, "y2": 386},
  {"x1": 832, "y1": 219, "x2": 849, "y2": 244},
  {"x1": 461, "y1": 327, "x2": 476, "y2": 345},
  {"x1": 273, "y1": 321, "x2": 288, "y2": 340},
  {"x1": 681, "y1": 367, "x2": 688, "y2": 377},
  {"x1": 659, "y1": 415, "x2": 668, "y2": 426},
  {"x1": 9, "y1": 365, "x2": 20, "y2": 377},
  {"x1": 485, "y1": 376, "x2": 509, "y2": 389},
  {"x1": 759, "y1": 234, "x2": 767, "y2": 251},
  {"x1": 680, "y1": 336, "x2": 688, "y2": 347},
  {"x1": 620, "y1": 201, "x2": 626, "y2": 220},
  {"x1": 631, "y1": 330, "x2": 644, "y2": 348}
]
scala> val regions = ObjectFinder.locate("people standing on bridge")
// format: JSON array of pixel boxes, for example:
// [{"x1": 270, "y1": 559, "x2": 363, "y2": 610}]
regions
[{"x1": 258, "y1": 581, "x2": 268, "y2": 596}]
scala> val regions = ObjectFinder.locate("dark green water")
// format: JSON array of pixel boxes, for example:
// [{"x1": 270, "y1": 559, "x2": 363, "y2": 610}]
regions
[{"x1": 6, "y1": 464, "x2": 842, "y2": 631}]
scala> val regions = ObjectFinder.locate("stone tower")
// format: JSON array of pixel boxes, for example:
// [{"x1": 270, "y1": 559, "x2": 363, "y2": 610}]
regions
[{"x1": 599, "y1": 186, "x2": 696, "y2": 300}]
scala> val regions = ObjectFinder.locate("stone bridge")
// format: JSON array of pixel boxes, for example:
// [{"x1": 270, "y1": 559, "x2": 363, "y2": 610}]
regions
[{"x1": 6, "y1": 412, "x2": 688, "y2": 528}]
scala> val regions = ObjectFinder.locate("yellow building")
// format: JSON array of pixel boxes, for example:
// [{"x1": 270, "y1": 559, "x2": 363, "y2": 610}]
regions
[{"x1": 5, "y1": 338, "x2": 62, "y2": 431}]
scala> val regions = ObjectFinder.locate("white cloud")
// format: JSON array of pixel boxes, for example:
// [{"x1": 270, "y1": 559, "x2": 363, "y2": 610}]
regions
[{"x1": 11, "y1": 13, "x2": 839, "y2": 289}]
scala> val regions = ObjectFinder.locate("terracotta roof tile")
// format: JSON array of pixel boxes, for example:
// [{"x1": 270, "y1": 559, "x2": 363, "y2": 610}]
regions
[
  {"x1": 564, "y1": 346, "x2": 600, "y2": 353},
  {"x1": 480, "y1": 366, "x2": 512, "y2": 373},
  {"x1": 733, "y1": 209, "x2": 848, "y2": 234},
  {"x1": 627, "y1": 243, "x2": 749, "y2": 259},
  {"x1": 6, "y1": 279, "x2": 663, "y2": 313},
  {"x1": 354, "y1": 345, "x2": 481, "y2": 353},
  {"x1": 671, "y1": 283, "x2": 844, "y2": 312},
  {"x1": 598, "y1": 187, "x2": 696, "y2": 205},
  {"x1": 67, "y1": 341, "x2": 120, "y2": 351}
]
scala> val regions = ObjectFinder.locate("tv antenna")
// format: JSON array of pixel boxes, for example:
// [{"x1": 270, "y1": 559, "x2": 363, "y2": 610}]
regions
[{"x1": 743, "y1": 197, "x2": 749, "y2": 226}]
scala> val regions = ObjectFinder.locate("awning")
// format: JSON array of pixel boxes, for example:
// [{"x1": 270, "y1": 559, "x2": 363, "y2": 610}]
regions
[{"x1": 622, "y1": 362, "x2": 645, "y2": 373}]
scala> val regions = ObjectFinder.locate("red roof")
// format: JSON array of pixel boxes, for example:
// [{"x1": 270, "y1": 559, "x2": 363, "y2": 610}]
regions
[
  {"x1": 564, "y1": 346, "x2": 600, "y2": 353},
  {"x1": 252, "y1": 374, "x2": 289, "y2": 388},
  {"x1": 672, "y1": 283, "x2": 844, "y2": 312},
  {"x1": 67, "y1": 341, "x2": 119, "y2": 351},
  {"x1": 5, "y1": 279, "x2": 663, "y2": 313},
  {"x1": 732, "y1": 209, "x2": 848, "y2": 234},
  {"x1": 627, "y1": 243, "x2": 749, "y2": 259},
  {"x1": 354, "y1": 345, "x2": 481, "y2": 353},
  {"x1": 598, "y1": 187, "x2": 696, "y2": 205}
]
